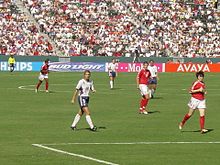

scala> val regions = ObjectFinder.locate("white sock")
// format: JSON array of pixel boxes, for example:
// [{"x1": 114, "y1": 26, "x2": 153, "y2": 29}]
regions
[
  {"x1": 149, "y1": 90, "x2": 152, "y2": 98},
  {"x1": 86, "y1": 115, "x2": 94, "y2": 129},
  {"x1": 71, "y1": 114, "x2": 81, "y2": 127},
  {"x1": 151, "y1": 89, "x2": 155, "y2": 95},
  {"x1": 110, "y1": 80, "x2": 113, "y2": 88}
]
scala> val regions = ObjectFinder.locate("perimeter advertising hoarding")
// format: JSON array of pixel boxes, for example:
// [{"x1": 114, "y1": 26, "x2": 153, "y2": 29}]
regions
[
  {"x1": 165, "y1": 63, "x2": 220, "y2": 72},
  {"x1": 105, "y1": 63, "x2": 164, "y2": 72},
  {"x1": 0, "y1": 62, "x2": 43, "y2": 71},
  {"x1": 49, "y1": 62, "x2": 106, "y2": 72}
]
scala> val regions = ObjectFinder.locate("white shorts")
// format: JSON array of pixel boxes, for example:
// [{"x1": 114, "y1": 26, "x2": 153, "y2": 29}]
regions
[
  {"x1": 187, "y1": 97, "x2": 206, "y2": 110},
  {"x1": 139, "y1": 84, "x2": 150, "y2": 96},
  {"x1": 39, "y1": 73, "x2": 48, "y2": 81}
]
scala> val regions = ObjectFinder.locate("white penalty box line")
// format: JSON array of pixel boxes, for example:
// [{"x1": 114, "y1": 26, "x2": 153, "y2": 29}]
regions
[
  {"x1": 32, "y1": 143, "x2": 119, "y2": 165},
  {"x1": 32, "y1": 142, "x2": 220, "y2": 165}
]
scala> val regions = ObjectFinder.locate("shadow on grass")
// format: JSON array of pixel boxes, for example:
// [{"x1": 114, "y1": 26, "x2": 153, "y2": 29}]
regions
[
  {"x1": 181, "y1": 129, "x2": 214, "y2": 134},
  {"x1": 75, "y1": 126, "x2": 107, "y2": 132},
  {"x1": 148, "y1": 111, "x2": 161, "y2": 114},
  {"x1": 110, "y1": 88, "x2": 123, "y2": 90},
  {"x1": 151, "y1": 97, "x2": 163, "y2": 100}
]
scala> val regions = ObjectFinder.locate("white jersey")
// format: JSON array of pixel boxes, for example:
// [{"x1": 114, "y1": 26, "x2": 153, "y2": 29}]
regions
[
  {"x1": 76, "y1": 79, "x2": 94, "y2": 97},
  {"x1": 148, "y1": 65, "x2": 158, "y2": 78},
  {"x1": 108, "y1": 63, "x2": 117, "y2": 72}
]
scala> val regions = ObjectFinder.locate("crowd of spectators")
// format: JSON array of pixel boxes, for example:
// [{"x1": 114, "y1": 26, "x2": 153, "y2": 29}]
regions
[
  {"x1": 0, "y1": 0, "x2": 54, "y2": 56},
  {"x1": 0, "y1": 0, "x2": 219, "y2": 57},
  {"x1": 124, "y1": 0, "x2": 220, "y2": 57}
]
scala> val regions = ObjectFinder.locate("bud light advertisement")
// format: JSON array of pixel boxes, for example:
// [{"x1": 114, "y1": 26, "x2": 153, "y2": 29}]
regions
[{"x1": 49, "y1": 62, "x2": 105, "y2": 72}]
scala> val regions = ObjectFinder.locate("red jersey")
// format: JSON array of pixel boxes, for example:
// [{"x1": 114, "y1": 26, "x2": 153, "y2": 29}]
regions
[
  {"x1": 190, "y1": 80, "x2": 205, "y2": 100},
  {"x1": 137, "y1": 69, "x2": 151, "y2": 85},
  {"x1": 41, "y1": 63, "x2": 49, "y2": 75}
]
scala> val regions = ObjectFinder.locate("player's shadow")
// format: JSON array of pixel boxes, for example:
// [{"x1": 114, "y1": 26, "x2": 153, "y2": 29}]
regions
[
  {"x1": 151, "y1": 97, "x2": 163, "y2": 100},
  {"x1": 148, "y1": 111, "x2": 160, "y2": 114},
  {"x1": 111, "y1": 88, "x2": 123, "y2": 90},
  {"x1": 76, "y1": 126, "x2": 107, "y2": 132},
  {"x1": 181, "y1": 129, "x2": 214, "y2": 134}
]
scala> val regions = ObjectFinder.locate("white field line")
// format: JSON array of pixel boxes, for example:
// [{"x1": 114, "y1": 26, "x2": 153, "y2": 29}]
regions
[
  {"x1": 37, "y1": 141, "x2": 220, "y2": 146},
  {"x1": 32, "y1": 144, "x2": 119, "y2": 165},
  {"x1": 18, "y1": 84, "x2": 125, "y2": 93}
]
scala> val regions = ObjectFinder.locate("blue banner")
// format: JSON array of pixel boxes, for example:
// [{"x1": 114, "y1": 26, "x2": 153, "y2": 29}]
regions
[
  {"x1": 49, "y1": 62, "x2": 105, "y2": 72},
  {"x1": 0, "y1": 62, "x2": 43, "y2": 71}
]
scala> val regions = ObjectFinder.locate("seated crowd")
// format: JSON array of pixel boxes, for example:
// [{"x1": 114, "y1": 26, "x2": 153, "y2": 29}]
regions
[
  {"x1": 0, "y1": 0, "x2": 219, "y2": 57},
  {"x1": 0, "y1": 0, "x2": 55, "y2": 56}
]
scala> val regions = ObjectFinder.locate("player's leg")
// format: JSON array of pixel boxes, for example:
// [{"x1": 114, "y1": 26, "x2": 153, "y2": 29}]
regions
[
  {"x1": 142, "y1": 94, "x2": 150, "y2": 114},
  {"x1": 110, "y1": 76, "x2": 114, "y2": 89},
  {"x1": 11, "y1": 64, "x2": 15, "y2": 72},
  {"x1": 149, "y1": 78, "x2": 157, "y2": 98},
  {"x1": 71, "y1": 109, "x2": 84, "y2": 130},
  {"x1": 9, "y1": 64, "x2": 14, "y2": 72},
  {"x1": 45, "y1": 78, "x2": 49, "y2": 92},
  {"x1": 198, "y1": 108, "x2": 208, "y2": 133},
  {"x1": 83, "y1": 107, "x2": 97, "y2": 131},
  {"x1": 148, "y1": 84, "x2": 153, "y2": 98},
  {"x1": 36, "y1": 74, "x2": 44, "y2": 92},
  {"x1": 179, "y1": 108, "x2": 195, "y2": 130},
  {"x1": 151, "y1": 84, "x2": 156, "y2": 97},
  {"x1": 139, "y1": 85, "x2": 150, "y2": 114},
  {"x1": 35, "y1": 80, "x2": 42, "y2": 93}
]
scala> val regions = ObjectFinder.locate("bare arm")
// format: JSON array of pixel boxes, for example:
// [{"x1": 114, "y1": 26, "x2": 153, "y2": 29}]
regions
[
  {"x1": 71, "y1": 89, "x2": 79, "y2": 104},
  {"x1": 189, "y1": 87, "x2": 206, "y2": 94}
]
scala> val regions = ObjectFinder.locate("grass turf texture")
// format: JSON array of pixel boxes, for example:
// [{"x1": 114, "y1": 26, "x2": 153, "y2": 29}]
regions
[{"x1": 0, "y1": 71, "x2": 220, "y2": 165}]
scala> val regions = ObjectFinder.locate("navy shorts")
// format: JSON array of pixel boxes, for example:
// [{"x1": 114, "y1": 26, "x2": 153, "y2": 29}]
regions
[
  {"x1": 109, "y1": 71, "x2": 116, "y2": 77},
  {"x1": 148, "y1": 77, "x2": 157, "y2": 84},
  {"x1": 78, "y1": 96, "x2": 89, "y2": 109}
]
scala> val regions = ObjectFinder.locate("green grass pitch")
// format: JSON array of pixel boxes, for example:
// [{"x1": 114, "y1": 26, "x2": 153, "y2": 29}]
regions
[{"x1": 1, "y1": 71, "x2": 220, "y2": 165}]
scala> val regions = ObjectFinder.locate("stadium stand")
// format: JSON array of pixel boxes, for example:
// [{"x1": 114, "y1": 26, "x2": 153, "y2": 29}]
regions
[
  {"x1": 0, "y1": 0, "x2": 219, "y2": 57},
  {"x1": 0, "y1": 0, "x2": 55, "y2": 56}
]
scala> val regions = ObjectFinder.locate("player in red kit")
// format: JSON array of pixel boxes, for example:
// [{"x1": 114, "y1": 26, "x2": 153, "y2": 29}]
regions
[
  {"x1": 35, "y1": 59, "x2": 50, "y2": 93},
  {"x1": 136, "y1": 61, "x2": 151, "y2": 114},
  {"x1": 179, "y1": 71, "x2": 208, "y2": 134}
]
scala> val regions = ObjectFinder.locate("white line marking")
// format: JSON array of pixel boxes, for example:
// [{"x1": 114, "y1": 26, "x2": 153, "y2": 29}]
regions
[
  {"x1": 32, "y1": 144, "x2": 119, "y2": 165},
  {"x1": 38, "y1": 141, "x2": 220, "y2": 146},
  {"x1": 18, "y1": 84, "x2": 125, "y2": 93}
]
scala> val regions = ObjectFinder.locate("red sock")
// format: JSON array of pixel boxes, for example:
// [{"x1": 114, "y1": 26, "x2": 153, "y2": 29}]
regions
[
  {"x1": 181, "y1": 114, "x2": 191, "y2": 125},
  {"x1": 140, "y1": 98, "x2": 144, "y2": 111},
  {"x1": 140, "y1": 98, "x2": 149, "y2": 110},
  {"x1": 36, "y1": 82, "x2": 41, "y2": 89},
  {"x1": 200, "y1": 116, "x2": 205, "y2": 130},
  {"x1": 46, "y1": 82, "x2": 49, "y2": 90},
  {"x1": 142, "y1": 99, "x2": 149, "y2": 109}
]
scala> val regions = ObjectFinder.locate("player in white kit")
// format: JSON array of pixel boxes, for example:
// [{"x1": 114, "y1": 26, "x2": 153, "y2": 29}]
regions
[
  {"x1": 147, "y1": 60, "x2": 159, "y2": 98},
  {"x1": 70, "y1": 70, "x2": 97, "y2": 131},
  {"x1": 108, "y1": 59, "x2": 118, "y2": 89}
]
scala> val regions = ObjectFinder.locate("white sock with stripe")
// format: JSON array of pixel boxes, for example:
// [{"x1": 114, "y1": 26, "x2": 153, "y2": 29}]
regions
[
  {"x1": 71, "y1": 114, "x2": 81, "y2": 127},
  {"x1": 110, "y1": 80, "x2": 113, "y2": 88},
  {"x1": 86, "y1": 115, "x2": 94, "y2": 129}
]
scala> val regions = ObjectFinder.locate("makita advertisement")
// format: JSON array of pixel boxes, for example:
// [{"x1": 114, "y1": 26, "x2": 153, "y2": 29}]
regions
[{"x1": 49, "y1": 62, "x2": 105, "y2": 72}]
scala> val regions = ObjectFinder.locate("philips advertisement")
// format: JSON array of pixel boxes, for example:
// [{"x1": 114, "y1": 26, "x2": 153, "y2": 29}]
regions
[
  {"x1": 49, "y1": 62, "x2": 106, "y2": 72},
  {"x1": 0, "y1": 62, "x2": 43, "y2": 71}
]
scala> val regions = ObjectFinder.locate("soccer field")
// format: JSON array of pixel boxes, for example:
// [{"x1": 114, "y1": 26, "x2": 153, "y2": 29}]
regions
[{"x1": 1, "y1": 71, "x2": 220, "y2": 165}]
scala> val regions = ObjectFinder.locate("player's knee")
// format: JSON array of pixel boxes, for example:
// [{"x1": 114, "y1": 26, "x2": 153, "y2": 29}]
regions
[{"x1": 143, "y1": 95, "x2": 149, "y2": 99}]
